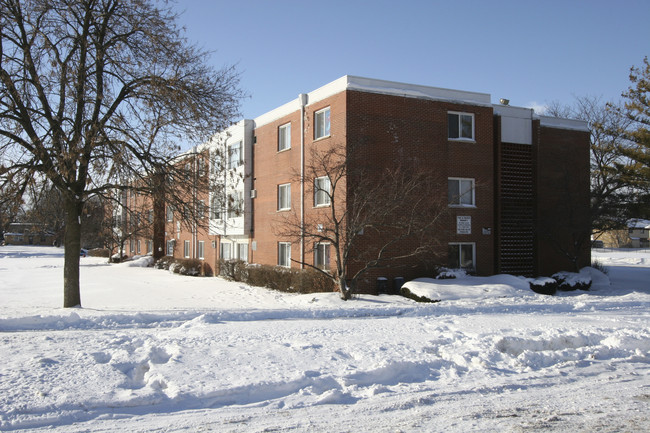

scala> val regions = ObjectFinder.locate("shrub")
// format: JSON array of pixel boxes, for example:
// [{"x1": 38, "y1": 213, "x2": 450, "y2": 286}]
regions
[
  {"x1": 154, "y1": 256, "x2": 205, "y2": 276},
  {"x1": 552, "y1": 271, "x2": 592, "y2": 291},
  {"x1": 591, "y1": 260, "x2": 609, "y2": 276},
  {"x1": 400, "y1": 287, "x2": 440, "y2": 303},
  {"x1": 219, "y1": 259, "x2": 248, "y2": 281},
  {"x1": 154, "y1": 256, "x2": 174, "y2": 270},
  {"x1": 88, "y1": 248, "x2": 110, "y2": 257},
  {"x1": 529, "y1": 277, "x2": 558, "y2": 295},
  {"x1": 239, "y1": 264, "x2": 335, "y2": 294}
]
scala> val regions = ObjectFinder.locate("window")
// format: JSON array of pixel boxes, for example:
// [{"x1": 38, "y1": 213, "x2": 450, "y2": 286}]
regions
[
  {"x1": 314, "y1": 176, "x2": 331, "y2": 207},
  {"x1": 237, "y1": 243, "x2": 248, "y2": 262},
  {"x1": 314, "y1": 107, "x2": 331, "y2": 139},
  {"x1": 137, "y1": 240, "x2": 141, "y2": 254},
  {"x1": 166, "y1": 205, "x2": 173, "y2": 222},
  {"x1": 148, "y1": 209, "x2": 154, "y2": 224},
  {"x1": 278, "y1": 183, "x2": 291, "y2": 211},
  {"x1": 198, "y1": 241, "x2": 205, "y2": 260},
  {"x1": 314, "y1": 243, "x2": 330, "y2": 270},
  {"x1": 211, "y1": 195, "x2": 220, "y2": 219},
  {"x1": 278, "y1": 123, "x2": 291, "y2": 151},
  {"x1": 220, "y1": 242, "x2": 231, "y2": 260},
  {"x1": 227, "y1": 191, "x2": 243, "y2": 218},
  {"x1": 449, "y1": 243, "x2": 475, "y2": 270},
  {"x1": 146, "y1": 240, "x2": 153, "y2": 254},
  {"x1": 184, "y1": 240, "x2": 190, "y2": 258},
  {"x1": 184, "y1": 162, "x2": 191, "y2": 180},
  {"x1": 198, "y1": 200, "x2": 205, "y2": 219},
  {"x1": 448, "y1": 112, "x2": 474, "y2": 140},
  {"x1": 166, "y1": 240, "x2": 174, "y2": 256},
  {"x1": 198, "y1": 158, "x2": 206, "y2": 177},
  {"x1": 130, "y1": 238, "x2": 135, "y2": 253},
  {"x1": 448, "y1": 178, "x2": 475, "y2": 207},
  {"x1": 228, "y1": 141, "x2": 242, "y2": 169},
  {"x1": 278, "y1": 242, "x2": 291, "y2": 267}
]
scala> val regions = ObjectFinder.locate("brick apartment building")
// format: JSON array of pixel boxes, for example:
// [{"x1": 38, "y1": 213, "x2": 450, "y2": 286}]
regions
[{"x1": 119, "y1": 76, "x2": 591, "y2": 291}]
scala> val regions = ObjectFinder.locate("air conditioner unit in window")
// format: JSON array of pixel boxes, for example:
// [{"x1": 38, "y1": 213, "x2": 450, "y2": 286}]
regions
[{"x1": 250, "y1": 189, "x2": 257, "y2": 198}]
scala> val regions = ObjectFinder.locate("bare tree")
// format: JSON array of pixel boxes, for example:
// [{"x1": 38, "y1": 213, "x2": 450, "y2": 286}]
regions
[
  {"x1": 0, "y1": 0, "x2": 242, "y2": 307},
  {"x1": 276, "y1": 144, "x2": 447, "y2": 300}
]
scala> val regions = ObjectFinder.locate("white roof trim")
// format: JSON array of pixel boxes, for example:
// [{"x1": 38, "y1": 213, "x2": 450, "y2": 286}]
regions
[
  {"x1": 254, "y1": 75, "x2": 492, "y2": 128},
  {"x1": 538, "y1": 115, "x2": 589, "y2": 132}
]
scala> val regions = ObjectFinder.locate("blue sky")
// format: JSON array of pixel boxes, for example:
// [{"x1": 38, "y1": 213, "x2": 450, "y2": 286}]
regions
[{"x1": 175, "y1": 0, "x2": 650, "y2": 120}]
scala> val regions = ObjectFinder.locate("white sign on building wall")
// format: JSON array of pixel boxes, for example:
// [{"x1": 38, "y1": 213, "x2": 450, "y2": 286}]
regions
[{"x1": 457, "y1": 216, "x2": 471, "y2": 234}]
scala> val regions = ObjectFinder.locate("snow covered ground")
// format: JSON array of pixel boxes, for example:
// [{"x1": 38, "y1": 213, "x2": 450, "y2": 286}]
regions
[{"x1": 1, "y1": 246, "x2": 649, "y2": 432}]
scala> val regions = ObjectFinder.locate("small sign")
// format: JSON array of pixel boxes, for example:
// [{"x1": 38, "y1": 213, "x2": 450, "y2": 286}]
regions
[
  {"x1": 482, "y1": 227, "x2": 492, "y2": 235},
  {"x1": 457, "y1": 216, "x2": 471, "y2": 234}
]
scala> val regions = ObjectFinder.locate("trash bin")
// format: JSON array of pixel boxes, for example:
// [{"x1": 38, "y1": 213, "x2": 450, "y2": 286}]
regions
[
  {"x1": 376, "y1": 277, "x2": 388, "y2": 294},
  {"x1": 393, "y1": 277, "x2": 405, "y2": 294}
]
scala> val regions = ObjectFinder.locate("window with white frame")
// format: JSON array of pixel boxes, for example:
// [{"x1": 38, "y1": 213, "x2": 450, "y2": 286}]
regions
[
  {"x1": 137, "y1": 239, "x2": 141, "y2": 254},
  {"x1": 448, "y1": 178, "x2": 475, "y2": 207},
  {"x1": 166, "y1": 240, "x2": 174, "y2": 256},
  {"x1": 220, "y1": 242, "x2": 231, "y2": 260},
  {"x1": 146, "y1": 240, "x2": 153, "y2": 254},
  {"x1": 130, "y1": 238, "x2": 135, "y2": 253},
  {"x1": 278, "y1": 183, "x2": 291, "y2": 211},
  {"x1": 237, "y1": 243, "x2": 248, "y2": 262},
  {"x1": 314, "y1": 107, "x2": 331, "y2": 139},
  {"x1": 198, "y1": 241, "x2": 205, "y2": 259},
  {"x1": 198, "y1": 158, "x2": 206, "y2": 177},
  {"x1": 314, "y1": 243, "x2": 330, "y2": 270},
  {"x1": 166, "y1": 205, "x2": 173, "y2": 222},
  {"x1": 228, "y1": 141, "x2": 242, "y2": 169},
  {"x1": 278, "y1": 123, "x2": 291, "y2": 151},
  {"x1": 448, "y1": 243, "x2": 475, "y2": 270},
  {"x1": 211, "y1": 195, "x2": 220, "y2": 219},
  {"x1": 227, "y1": 191, "x2": 243, "y2": 218},
  {"x1": 448, "y1": 112, "x2": 474, "y2": 140},
  {"x1": 278, "y1": 242, "x2": 291, "y2": 267},
  {"x1": 148, "y1": 209, "x2": 154, "y2": 224},
  {"x1": 184, "y1": 240, "x2": 190, "y2": 258},
  {"x1": 198, "y1": 200, "x2": 205, "y2": 219},
  {"x1": 314, "y1": 176, "x2": 331, "y2": 207}
]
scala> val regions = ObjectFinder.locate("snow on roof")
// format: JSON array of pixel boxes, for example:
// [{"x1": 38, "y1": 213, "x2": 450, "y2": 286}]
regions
[
  {"x1": 627, "y1": 219, "x2": 650, "y2": 229},
  {"x1": 538, "y1": 115, "x2": 589, "y2": 132}
]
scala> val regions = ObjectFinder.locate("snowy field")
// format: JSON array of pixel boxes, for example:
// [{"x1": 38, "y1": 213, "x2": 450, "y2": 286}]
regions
[{"x1": 1, "y1": 246, "x2": 649, "y2": 432}]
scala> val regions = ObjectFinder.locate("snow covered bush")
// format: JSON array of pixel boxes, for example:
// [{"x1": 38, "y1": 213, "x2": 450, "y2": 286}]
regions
[
  {"x1": 435, "y1": 267, "x2": 467, "y2": 279},
  {"x1": 400, "y1": 286, "x2": 440, "y2": 303},
  {"x1": 591, "y1": 259, "x2": 609, "y2": 275},
  {"x1": 154, "y1": 256, "x2": 174, "y2": 270},
  {"x1": 154, "y1": 257, "x2": 204, "y2": 276},
  {"x1": 219, "y1": 259, "x2": 248, "y2": 282},
  {"x1": 552, "y1": 271, "x2": 592, "y2": 291},
  {"x1": 529, "y1": 277, "x2": 558, "y2": 295}
]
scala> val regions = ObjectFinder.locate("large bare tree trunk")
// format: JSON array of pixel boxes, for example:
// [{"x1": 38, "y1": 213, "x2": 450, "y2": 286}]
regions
[{"x1": 63, "y1": 197, "x2": 83, "y2": 308}]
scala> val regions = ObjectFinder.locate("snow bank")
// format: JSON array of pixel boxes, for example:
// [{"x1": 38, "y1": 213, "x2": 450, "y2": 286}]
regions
[{"x1": 402, "y1": 274, "x2": 534, "y2": 301}]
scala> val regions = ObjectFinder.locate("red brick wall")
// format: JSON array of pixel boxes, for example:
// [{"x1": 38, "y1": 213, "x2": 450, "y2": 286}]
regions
[
  {"x1": 536, "y1": 125, "x2": 591, "y2": 274},
  {"x1": 251, "y1": 92, "x2": 348, "y2": 268},
  {"x1": 345, "y1": 90, "x2": 496, "y2": 291}
]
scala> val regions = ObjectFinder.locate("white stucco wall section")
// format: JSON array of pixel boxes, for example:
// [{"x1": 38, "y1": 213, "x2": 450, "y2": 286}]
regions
[
  {"x1": 494, "y1": 105, "x2": 534, "y2": 145},
  {"x1": 207, "y1": 120, "x2": 254, "y2": 237}
]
